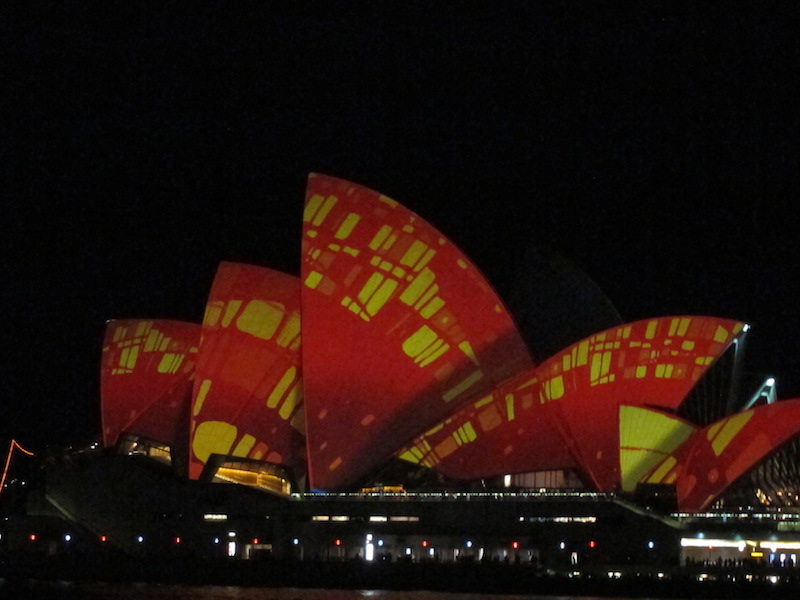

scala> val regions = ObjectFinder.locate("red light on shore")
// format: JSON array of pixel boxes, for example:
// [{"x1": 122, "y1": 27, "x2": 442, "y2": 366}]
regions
[
  {"x1": 253, "y1": 538, "x2": 259, "y2": 544},
  {"x1": 589, "y1": 540, "x2": 596, "y2": 548},
  {"x1": 422, "y1": 540, "x2": 428, "y2": 547},
  {"x1": 175, "y1": 537, "x2": 181, "y2": 544},
  {"x1": 100, "y1": 535, "x2": 107, "y2": 542},
  {"x1": 29, "y1": 534, "x2": 37, "y2": 542},
  {"x1": 512, "y1": 541, "x2": 519, "y2": 549},
  {"x1": 334, "y1": 539, "x2": 342, "y2": 546}
]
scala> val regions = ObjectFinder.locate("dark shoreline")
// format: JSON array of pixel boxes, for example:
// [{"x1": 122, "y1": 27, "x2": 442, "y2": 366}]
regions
[{"x1": 4, "y1": 556, "x2": 800, "y2": 599}]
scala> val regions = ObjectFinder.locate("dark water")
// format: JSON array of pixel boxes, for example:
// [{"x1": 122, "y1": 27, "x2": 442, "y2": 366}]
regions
[{"x1": 0, "y1": 581, "x2": 679, "y2": 600}]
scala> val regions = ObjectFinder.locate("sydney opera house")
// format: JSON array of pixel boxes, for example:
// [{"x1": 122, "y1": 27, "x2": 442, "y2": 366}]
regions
[{"x1": 5, "y1": 174, "x2": 800, "y2": 577}]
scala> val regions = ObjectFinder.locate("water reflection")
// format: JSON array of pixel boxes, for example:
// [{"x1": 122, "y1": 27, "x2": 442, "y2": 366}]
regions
[{"x1": 0, "y1": 580, "x2": 678, "y2": 600}]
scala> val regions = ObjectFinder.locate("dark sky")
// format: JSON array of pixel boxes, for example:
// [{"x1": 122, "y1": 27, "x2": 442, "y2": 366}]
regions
[{"x1": 3, "y1": 4, "x2": 799, "y2": 451}]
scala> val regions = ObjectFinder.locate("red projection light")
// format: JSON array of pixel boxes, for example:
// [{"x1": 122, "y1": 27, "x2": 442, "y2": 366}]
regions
[
  {"x1": 187, "y1": 264, "x2": 304, "y2": 480},
  {"x1": 654, "y1": 400, "x2": 800, "y2": 511},
  {"x1": 100, "y1": 535, "x2": 107, "y2": 542},
  {"x1": 421, "y1": 540, "x2": 428, "y2": 547},
  {"x1": 412, "y1": 316, "x2": 746, "y2": 491},
  {"x1": 101, "y1": 320, "x2": 200, "y2": 451},
  {"x1": 29, "y1": 534, "x2": 37, "y2": 542},
  {"x1": 175, "y1": 537, "x2": 181, "y2": 544},
  {"x1": 253, "y1": 538, "x2": 259, "y2": 544},
  {"x1": 334, "y1": 539, "x2": 342, "y2": 546},
  {"x1": 589, "y1": 540, "x2": 597, "y2": 548},
  {"x1": 512, "y1": 541, "x2": 520, "y2": 549},
  {"x1": 301, "y1": 174, "x2": 532, "y2": 490}
]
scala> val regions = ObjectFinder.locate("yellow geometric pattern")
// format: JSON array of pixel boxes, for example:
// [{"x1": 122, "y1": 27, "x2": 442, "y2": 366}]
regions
[
  {"x1": 301, "y1": 174, "x2": 533, "y2": 489},
  {"x1": 707, "y1": 410, "x2": 754, "y2": 456},
  {"x1": 107, "y1": 320, "x2": 195, "y2": 376},
  {"x1": 101, "y1": 319, "x2": 200, "y2": 449},
  {"x1": 400, "y1": 316, "x2": 745, "y2": 489},
  {"x1": 618, "y1": 405, "x2": 695, "y2": 492},
  {"x1": 401, "y1": 371, "x2": 544, "y2": 470},
  {"x1": 188, "y1": 263, "x2": 304, "y2": 480}
]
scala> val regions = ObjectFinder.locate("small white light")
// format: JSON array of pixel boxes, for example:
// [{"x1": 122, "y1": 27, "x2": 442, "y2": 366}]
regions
[
  {"x1": 137, "y1": 536, "x2": 144, "y2": 543},
  {"x1": 292, "y1": 538, "x2": 299, "y2": 545},
  {"x1": 767, "y1": 377, "x2": 775, "y2": 386},
  {"x1": 466, "y1": 540, "x2": 473, "y2": 548},
  {"x1": 64, "y1": 534, "x2": 72, "y2": 542},
  {"x1": 228, "y1": 531, "x2": 236, "y2": 538},
  {"x1": 647, "y1": 541, "x2": 655, "y2": 549}
]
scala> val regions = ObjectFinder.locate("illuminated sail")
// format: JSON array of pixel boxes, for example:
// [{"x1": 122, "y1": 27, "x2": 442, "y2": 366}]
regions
[
  {"x1": 189, "y1": 262, "x2": 304, "y2": 480},
  {"x1": 301, "y1": 173, "x2": 533, "y2": 489},
  {"x1": 101, "y1": 319, "x2": 200, "y2": 449}
]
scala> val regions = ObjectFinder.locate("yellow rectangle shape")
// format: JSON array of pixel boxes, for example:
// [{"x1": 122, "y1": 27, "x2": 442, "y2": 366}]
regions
[
  {"x1": 368, "y1": 225, "x2": 392, "y2": 250},
  {"x1": 442, "y1": 370, "x2": 484, "y2": 403},
  {"x1": 334, "y1": 213, "x2": 361, "y2": 239},
  {"x1": 400, "y1": 267, "x2": 435, "y2": 306},
  {"x1": 312, "y1": 195, "x2": 337, "y2": 226}
]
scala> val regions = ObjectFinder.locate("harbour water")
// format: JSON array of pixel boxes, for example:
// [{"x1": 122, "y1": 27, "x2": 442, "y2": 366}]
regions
[{"x1": 0, "y1": 582, "x2": 677, "y2": 600}]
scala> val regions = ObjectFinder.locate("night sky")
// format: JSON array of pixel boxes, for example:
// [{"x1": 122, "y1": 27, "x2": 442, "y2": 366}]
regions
[{"x1": 3, "y1": 4, "x2": 799, "y2": 451}]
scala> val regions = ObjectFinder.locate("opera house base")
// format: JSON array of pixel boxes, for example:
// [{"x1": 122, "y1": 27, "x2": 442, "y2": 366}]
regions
[{"x1": 4, "y1": 451, "x2": 800, "y2": 598}]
